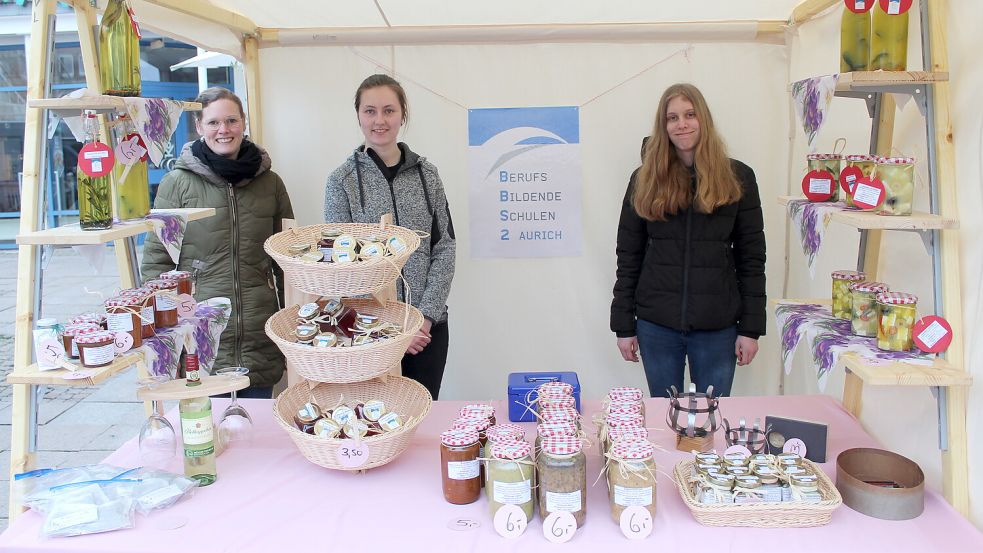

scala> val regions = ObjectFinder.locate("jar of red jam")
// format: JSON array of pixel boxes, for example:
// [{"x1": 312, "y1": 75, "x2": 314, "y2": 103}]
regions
[
  {"x1": 319, "y1": 298, "x2": 357, "y2": 338},
  {"x1": 61, "y1": 323, "x2": 100, "y2": 359},
  {"x1": 145, "y1": 279, "x2": 179, "y2": 328},
  {"x1": 75, "y1": 330, "x2": 116, "y2": 368},
  {"x1": 160, "y1": 270, "x2": 194, "y2": 296},
  {"x1": 104, "y1": 295, "x2": 143, "y2": 348},
  {"x1": 440, "y1": 429, "x2": 481, "y2": 505},
  {"x1": 120, "y1": 287, "x2": 155, "y2": 338},
  {"x1": 69, "y1": 313, "x2": 106, "y2": 329}
]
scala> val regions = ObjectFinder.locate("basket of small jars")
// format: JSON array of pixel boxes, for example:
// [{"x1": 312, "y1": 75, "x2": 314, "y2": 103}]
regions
[
  {"x1": 672, "y1": 452, "x2": 842, "y2": 527},
  {"x1": 273, "y1": 376, "x2": 432, "y2": 471},
  {"x1": 265, "y1": 298, "x2": 424, "y2": 383},
  {"x1": 264, "y1": 223, "x2": 421, "y2": 297}
]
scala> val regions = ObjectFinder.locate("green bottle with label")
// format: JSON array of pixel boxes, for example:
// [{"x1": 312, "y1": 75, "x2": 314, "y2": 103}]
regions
[{"x1": 179, "y1": 353, "x2": 217, "y2": 486}]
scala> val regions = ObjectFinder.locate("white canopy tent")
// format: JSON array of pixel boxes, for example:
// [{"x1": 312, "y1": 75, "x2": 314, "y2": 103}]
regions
[{"x1": 14, "y1": 0, "x2": 982, "y2": 527}]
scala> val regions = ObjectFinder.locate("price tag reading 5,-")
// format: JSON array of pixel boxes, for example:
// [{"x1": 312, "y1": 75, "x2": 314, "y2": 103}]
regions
[
  {"x1": 177, "y1": 294, "x2": 196, "y2": 319},
  {"x1": 543, "y1": 511, "x2": 577, "y2": 543},
  {"x1": 620, "y1": 506, "x2": 653, "y2": 540},
  {"x1": 336, "y1": 439, "x2": 369, "y2": 468},
  {"x1": 493, "y1": 504, "x2": 527, "y2": 539}
]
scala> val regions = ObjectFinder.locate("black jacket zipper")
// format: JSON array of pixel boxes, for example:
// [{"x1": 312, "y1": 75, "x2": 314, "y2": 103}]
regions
[
  {"x1": 227, "y1": 183, "x2": 244, "y2": 367},
  {"x1": 680, "y1": 182, "x2": 695, "y2": 331}
]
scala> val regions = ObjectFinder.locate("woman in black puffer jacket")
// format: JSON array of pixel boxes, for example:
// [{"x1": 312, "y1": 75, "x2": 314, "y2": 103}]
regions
[{"x1": 611, "y1": 83, "x2": 766, "y2": 398}]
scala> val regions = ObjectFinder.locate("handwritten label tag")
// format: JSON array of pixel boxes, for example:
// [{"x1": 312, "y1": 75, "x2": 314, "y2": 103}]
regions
[
  {"x1": 114, "y1": 133, "x2": 148, "y2": 165},
  {"x1": 177, "y1": 294, "x2": 196, "y2": 319},
  {"x1": 543, "y1": 511, "x2": 577, "y2": 543},
  {"x1": 724, "y1": 444, "x2": 753, "y2": 458},
  {"x1": 801, "y1": 169, "x2": 835, "y2": 202},
  {"x1": 114, "y1": 332, "x2": 134, "y2": 354},
  {"x1": 620, "y1": 506, "x2": 653, "y2": 540},
  {"x1": 851, "y1": 177, "x2": 885, "y2": 210},
  {"x1": 336, "y1": 439, "x2": 369, "y2": 468},
  {"x1": 493, "y1": 504, "x2": 527, "y2": 539},
  {"x1": 446, "y1": 518, "x2": 480, "y2": 532},
  {"x1": 78, "y1": 142, "x2": 115, "y2": 177},
  {"x1": 62, "y1": 369, "x2": 98, "y2": 380},
  {"x1": 913, "y1": 316, "x2": 953, "y2": 353},
  {"x1": 38, "y1": 338, "x2": 67, "y2": 366},
  {"x1": 783, "y1": 438, "x2": 808, "y2": 458}
]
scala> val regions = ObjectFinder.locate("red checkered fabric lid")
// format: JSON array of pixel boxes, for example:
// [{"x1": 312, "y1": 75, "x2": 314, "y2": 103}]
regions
[
  {"x1": 609, "y1": 426, "x2": 650, "y2": 441},
  {"x1": 610, "y1": 438, "x2": 655, "y2": 460},
  {"x1": 119, "y1": 287, "x2": 153, "y2": 299},
  {"x1": 876, "y1": 291, "x2": 918, "y2": 305},
  {"x1": 491, "y1": 440, "x2": 532, "y2": 460},
  {"x1": 846, "y1": 154, "x2": 877, "y2": 162},
  {"x1": 441, "y1": 428, "x2": 479, "y2": 447},
  {"x1": 160, "y1": 270, "x2": 192, "y2": 280},
  {"x1": 807, "y1": 153, "x2": 843, "y2": 160},
  {"x1": 851, "y1": 281, "x2": 890, "y2": 293},
  {"x1": 877, "y1": 156, "x2": 915, "y2": 164},
  {"x1": 541, "y1": 436, "x2": 583, "y2": 455},
  {"x1": 75, "y1": 330, "x2": 115, "y2": 345},
  {"x1": 606, "y1": 413, "x2": 644, "y2": 427},
  {"x1": 537, "y1": 382, "x2": 573, "y2": 396},
  {"x1": 540, "y1": 407, "x2": 578, "y2": 422},
  {"x1": 105, "y1": 295, "x2": 142, "y2": 308},
  {"x1": 69, "y1": 312, "x2": 105, "y2": 325},
  {"x1": 460, "y1": 404, "x2": 495, "y2": 419},
  {"x1": 537, "y1": 421, "x2": 578, "y2": 437},
  {"x1": 608, "y1": 387, "x2": 644, "y2": 401},
  {"x1": 452, "y1": 416, "x2": 491, "y2": 432},
  {"x1": 486, "y1": 424, "x2": 525, "y2": 442},
  {"x1": 63, "y1": 323, "x2": 100, "y2": 337},
  {"x1": 540, "y1": 395, "x2": 576, "y2": 408},
  {"x1": 144, "y1": 279, "x2": 178, "y2": 291},
  {"x1": 831, "y1": 270, "x2": 866, "y2": 281},
  {"x1": 607, "y1": 401, "x2": 643, "y2": 415}
]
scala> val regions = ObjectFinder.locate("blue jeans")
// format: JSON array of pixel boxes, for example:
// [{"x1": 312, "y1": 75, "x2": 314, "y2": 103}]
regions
[{"x1": 635, "y1": 319, "x2": 737, "y2": 398}]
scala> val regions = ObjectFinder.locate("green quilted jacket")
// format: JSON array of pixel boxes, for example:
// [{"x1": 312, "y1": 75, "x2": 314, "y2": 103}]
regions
[{"x1": 141, "y1": 140, "x2": 294, "y2": 388}]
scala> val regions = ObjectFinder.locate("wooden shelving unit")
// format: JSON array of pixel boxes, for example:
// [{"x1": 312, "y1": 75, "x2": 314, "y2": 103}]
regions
[
  {"x1": 5, "y1": 352, "x2": 145, "y2": 387},
  {"x1": 839, "y1": 354, "x2": 970, "y2": 387},
  {"x1": 138, "y1": 374, "x2": 249, "y2": 401},
  {"x1": 27, "y1": 95, "x2": 200, "y2": 115},
  {"x1": 777, "y1": 196, "x2": 958, "y2": 230},
  {"x1": 835, "y1": 70, "x2": 948, "y2": 92},
  {"x1": 15, "y1": 208, "x2": 215, "y2": 245}
]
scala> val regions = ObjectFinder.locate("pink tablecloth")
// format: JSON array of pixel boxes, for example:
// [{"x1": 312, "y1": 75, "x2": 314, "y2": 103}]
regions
[{"x1": 1, "y1": 395, "x2": 981, "y2": 552}]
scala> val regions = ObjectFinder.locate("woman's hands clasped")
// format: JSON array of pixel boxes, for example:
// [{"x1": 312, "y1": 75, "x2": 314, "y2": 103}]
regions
[{"x1": 406, "y1": 318, "x2": 433, "y2": 355}]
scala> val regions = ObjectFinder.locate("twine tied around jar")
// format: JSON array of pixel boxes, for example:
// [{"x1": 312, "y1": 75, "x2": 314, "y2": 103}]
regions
[{"x1": 593, "y1": 448, "x2": 668, "y2": 491}]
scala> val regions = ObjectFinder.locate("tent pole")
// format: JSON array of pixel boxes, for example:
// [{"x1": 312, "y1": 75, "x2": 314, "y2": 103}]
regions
[{"x1": 244, "y1": 36, "x2": 263, "y2": 145}]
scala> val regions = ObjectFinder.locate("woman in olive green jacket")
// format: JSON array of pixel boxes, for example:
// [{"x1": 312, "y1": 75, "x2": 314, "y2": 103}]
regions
[{"x1": 142, "y1": 88, "x2": 293, "y2": 398}]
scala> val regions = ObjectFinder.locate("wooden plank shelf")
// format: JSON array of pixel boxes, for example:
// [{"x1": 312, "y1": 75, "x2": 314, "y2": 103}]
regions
[
  {"x1": 835, "y1": 71, "x2": 948, "y2": 92},
  {"x1": 839, "y1": 354, "x2": 970, "y2": 387},
  {"x1": 138, "y1": 374, "x2": 249, "y2": 401},
  {"x1": 15, "y1": 207, "x2": 215, "y2": 245},
  {"x1": 5, "y1": 351, "x2": 144, "y2": 387},
  {"x1": 777, "y1": 197, "x2": 958, "y2": 230},
  {"x1": 28, "y1": 95, "x2": 201, "y2": 114}
]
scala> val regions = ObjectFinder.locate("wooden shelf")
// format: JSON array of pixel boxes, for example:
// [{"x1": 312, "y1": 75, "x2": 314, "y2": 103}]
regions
[
  {"x1": 16, "y1": 208, "x2": 215, "y2": 245},
  {"x1": 839, "y1": 354, "x2": 971, "y2": 387},
  {"x1": 28, "y1": 95, "x2": 201, "y2": 114},
  {"x1": 835, "y1": 71, "x2": 948, "y2": 93},
  {"x1": 777, "y1": 197, "x2": 958, "y2": 230},
  {"x1": 138, "y1": 374, "x2": 249, "y2": 400},
  {"x1": 5, "y1": 351, "x2": 144, "y2": 387}
]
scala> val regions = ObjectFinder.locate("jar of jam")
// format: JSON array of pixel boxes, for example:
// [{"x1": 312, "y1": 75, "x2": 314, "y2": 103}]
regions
[
  {"x1": 440, "y1": 429, "x2": 481, "y2": 505},
  {"x1": 70, "y1": 312, "x2": 106, "y2": 329},
  {"x1": 358, "y1": 242, "x2": 385, "y2": 260},
  {"x1": 488, "y1": 441, "x2": 535, "y2": 521},
  {"x1": 61, "y1": 323, "x2": 100, "y2": 359},
  {"x1": 607, "y1": 439, "x2": 657, "y2": 523},
  {"x1": 876, "y1": 292, "x2": 918, "y2": 352},
  {"x1": 295, "y1": 324, "x2": 319, "y2": 345},
  {"x1": 75, "y1": 330, "x2": 117, "y2": 368},
  {"x1": 832, "y1": 270, "x2": 866, "y2": 320},
  {"x1": 850, "y1": 281, "x2": 890, "y2": 337},
  {"x1": 294, "y1": 402, "x2": 322, "y2": 434},
  {"x1": 319, "y1": 299, "x2": 357, "y2": 337},
  {"x1": 334, "y1": 234, "x2": 358, "y2": 252},
  {"x1": 318, "y1": 229, "x2": 342, "y2": 257},
  {"x1": 459, "y1": 404, "x2": 496, "y2": 426},
  {"x1": 536, "y1": 420, "x2": 578, "y2": 453},
  {"x1": 807, "y1": 153, "x2": 843, "y2": 202},
  {"x1": 120, "y1": 287, "x2": 155, "y2": 338},
  {"x1": 296, "y1": 302, "x2": 320, "y2": 323},
  {"x1": 145, "y1": 279, "x2": 179, "y2": 328},
  {"x1": 313, "y1": 417, "x2": 341, "y2": 438},
  {"x1": 160, "y1": 270, "x2": 194, "y2": 296},
  {"x1": 538, "y1": 436, "x2": 587, "y2": 527},
  {"x1": 606, "y1": 426, "x2": 649, "y2": 456},
  {"x1": 287, "y1": 243, "x2": 310, "y2": 258},
  {"x1": 104, "y1": 296, "x2": 143, "y2": 348}
]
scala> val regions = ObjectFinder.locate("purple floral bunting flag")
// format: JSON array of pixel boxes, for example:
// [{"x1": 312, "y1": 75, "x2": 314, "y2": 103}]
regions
[
  {"x1": 145, "y1": 213, "x2": 187, "y2": 265},
  {"x1": 786, "y1": 199, "x2": 848, "y2": 278},
  {"x1": 136, "y1": 298, "x2": 231, "y2": 378},
  {"x1": 123, "y1": 97, "x2": 184, "y2": 166},
  {"x1": 791, "y1": 74, "x2": 839, "y2": 147}
]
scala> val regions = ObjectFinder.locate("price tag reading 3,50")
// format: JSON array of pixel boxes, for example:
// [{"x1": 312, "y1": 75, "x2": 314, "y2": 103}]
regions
[
  {"x1": 620, "y1": 506, "x2": 653, "y2": 540},
  {"x1": 543, "y1": 512, "x2": 577, "y2": 543},
  {"x1": 493, "y1": 504, "x2": 527, "y2": 539},
  {"x1": 336, "y1": 439, "x2": 369, "y2": 468}
]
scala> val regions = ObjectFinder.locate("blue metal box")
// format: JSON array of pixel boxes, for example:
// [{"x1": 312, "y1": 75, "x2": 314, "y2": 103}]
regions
[{"x1": 507, "y1": 371, "x2": 581, "y2": 422}]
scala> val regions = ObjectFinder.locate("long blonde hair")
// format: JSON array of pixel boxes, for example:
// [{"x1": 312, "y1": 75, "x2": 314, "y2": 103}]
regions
[{"x1": 633, "y1": 83, "x2": 741, "y2": 221}]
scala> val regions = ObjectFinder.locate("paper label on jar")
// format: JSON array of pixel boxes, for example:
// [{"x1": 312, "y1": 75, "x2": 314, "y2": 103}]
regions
[
  {"x1": 81, "y1": 343, "x2": 115, "y2": 366},
  {"x1": 34, "y1": 328, "x2": 60, "y2": 370},
  {"x1": 493, "y1": 479, "x2": 532, "y2": 504},
  {"x1": 853, "y1": 182, "x2": 881, "y2": 205},
  {"x1": 545, "y1": 490, "x2": 583, "y2": 513},
  {"x1": 46, "y1": 504, "x2": 98, "y2": 531},
  {"x1": 447, "y1": 460, "x2": 480, "y2": 480},
  {"x1": 156, "y1": 292, "x2": 177, "y2": 310},
  {"x1": 70, "y1": 339, "x2": 79, "y2": 358},
  {"x1": 808, "y1": 177, "x2": 832, "y2": 194},
  {"x1": 888, "y1": 0, "x2": 901, "y2": 14},
  {"x1": 614, "y1": 485, "x2": 653, "y2": 507},
  {"x1": 139, "y1": 306, "x2": 154, "y2": 325},
  {"x1": 106, "y1": 312, "x2": 134, "y2": 332},
  {"x1": 917, "y1": 320, "x2": 948, "y2": 348}
]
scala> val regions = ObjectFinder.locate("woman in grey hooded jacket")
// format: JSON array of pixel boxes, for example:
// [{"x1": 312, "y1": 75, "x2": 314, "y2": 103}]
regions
[{"x1": 324, "y1": 74, "x2": 456, "y2": 400}]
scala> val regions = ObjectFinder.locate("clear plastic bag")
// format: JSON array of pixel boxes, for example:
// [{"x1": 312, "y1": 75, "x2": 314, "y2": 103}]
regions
[
  {"x1": 39, "y1": 479, "x2": 141, "y2": 538},
  {"x1": 114, "y1": 467, "x2": 198, "y2": 514},
  {"x1": 17, "y1": 465, "x2": 128, "y2": 514}
]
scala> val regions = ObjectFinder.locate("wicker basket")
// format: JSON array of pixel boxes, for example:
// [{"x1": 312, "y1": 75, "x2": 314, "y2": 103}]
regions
[
  {"x1": 273, "y1": 377, "x2": 432, "y2": 471},
  {"x1": 264, "y1": 223, "x2": 421, "y2": 297},
  {"x1": 673, "y1": 459, "x2": 842, "y2": 527},
  {"x1": 266, "y1": 299, "x2": 424, "y2": 383}
]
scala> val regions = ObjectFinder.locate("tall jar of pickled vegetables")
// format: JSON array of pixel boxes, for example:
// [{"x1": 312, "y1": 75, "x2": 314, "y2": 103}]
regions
[
  {"x1": 876, "y1": 292, "x2": 917, "y2": 351},
  {"x1": 840, "y1": 0, "x2": 873, "y2": 72},
  {"x1": 832, "y1": 270, "x2": 866, "y2": 320},
  {"x1": 874, "y1": 156, "x2": 915, "y2": 216},
  {"x1": 870, "y1": 0, "x2": 910, "y2": 71},
  {"x1": 99, "y1": 0, "x2": 141, "y2": 96},
  {"x1": 807, "y1": 154, "x2": 843, "y2": 202},
  {"x1": 841, "y1": 154, "x2": 877, "y2": 208},
  {"x1": 111, "y1": 114, "x2": 151, "y2": 220},
  {"x1": 850, "y1": 281, "x2": 890, "y2": 337}
]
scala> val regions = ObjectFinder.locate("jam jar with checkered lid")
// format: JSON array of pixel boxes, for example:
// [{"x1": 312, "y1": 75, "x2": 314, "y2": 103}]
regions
[
  {"x1": 807, "y1": 153, "x2": 843, "y2": 202},
  {"x1": 850, "y1": 281, "x2": 890, "y2": 337},
  {"x1": 440, "y1": 428, "x2": 481, "y2": 505},
  {"x1": 877, "y1": 292, "x2": 918, "y2": 352},
  {"x1": 488, "y1": 441, "x2": 535, "y2": 521},
  {"x1": 832, "y1": 270, "x2": 866, "y2": 320},
  {"x1": 537, "y1": 436, "x2": 587, "y2": 527},
  {"x1": 607, "y1": 439, "x2": 657, "y2": 523}
]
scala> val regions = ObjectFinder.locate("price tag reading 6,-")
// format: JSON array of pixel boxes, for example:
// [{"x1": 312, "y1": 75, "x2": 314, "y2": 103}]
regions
[
  {"x1": 543, "y1": 511, "x2": 577, "y2": 543},
  {"x1": 493, "y1": 504, "x2": 527, "y2": 539},
  {"x1": 620, "y1": 506, "x2": 653, "y2": 540},
  {"x1": 336, "y1": 439, "x2": 368, "y2": 469}
]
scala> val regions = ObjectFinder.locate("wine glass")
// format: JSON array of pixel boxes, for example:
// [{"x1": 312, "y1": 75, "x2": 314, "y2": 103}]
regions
[
  {"x1": 137, "y1": 375, "x2": 177, "y2": 468},
  {"x1": 215, "y1": 366, "x2": 253, "y2": 449}
]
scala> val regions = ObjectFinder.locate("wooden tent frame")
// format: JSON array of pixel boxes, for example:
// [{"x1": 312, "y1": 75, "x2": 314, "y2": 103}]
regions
[{"x1": 7, "y1": 0, "x2": 969, "y2": 520}]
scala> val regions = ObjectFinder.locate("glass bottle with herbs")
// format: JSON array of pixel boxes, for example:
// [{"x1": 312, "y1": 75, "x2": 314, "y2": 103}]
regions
[
  {"x1": 77, "y1": 111, "x2": 113, "y2": 230},
  {"x1": 99, "y1": 0, "x2": 141, "y2": 96}
]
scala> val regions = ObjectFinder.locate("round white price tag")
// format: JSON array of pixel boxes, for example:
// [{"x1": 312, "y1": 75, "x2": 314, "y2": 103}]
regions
[
  {"x1": 724, "y1": 444, "x2": 752, "y2": 458},
  {"x1": 445, "y1": 518, "x2": 480, "y2": 532},
  {"x1": 620, "y1": 506, "x2": 653, "y2": 540},
  {"x1": 38, "y1": 338, "x2": 67, "y2": 365},
  {"x1": 543, "y1": 512, "x2": 577, "y2": 543},
  {"x1": 114, "y1": 332, "x2": 134, "y2": 354},
  {"x1": 177, "y1": 294, "x2": 196, "y2": 319},
  {"x1": 783, "y1": 438, "x2": 808, "y2": 458},
  {"x1": 336, "y1": 439, "x2": 369, "y2": 468},
  {"x1": 493, "y1": 504, "x2": 527, "y2": 539}
]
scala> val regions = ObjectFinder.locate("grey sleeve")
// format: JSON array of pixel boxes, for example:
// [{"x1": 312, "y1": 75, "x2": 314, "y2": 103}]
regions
[
  {"x1": 323, "y1": 168, "x2": 354, "y2": 223},
  {"x1": 418, "y1": 165, "x2": 456, "y2": 322}
]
